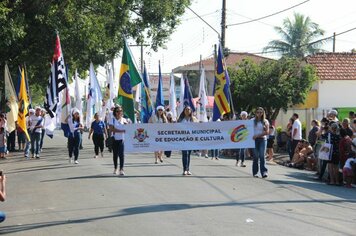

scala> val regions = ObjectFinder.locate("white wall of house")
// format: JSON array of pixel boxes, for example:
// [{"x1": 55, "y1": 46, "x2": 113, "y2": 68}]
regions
[{"x1": 318, "y1": 80, "x2": 356, "y2": 108}]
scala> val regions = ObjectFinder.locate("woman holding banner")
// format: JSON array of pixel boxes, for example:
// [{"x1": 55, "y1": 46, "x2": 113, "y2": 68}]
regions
[
  {"x1": 149, "y1": 106, "x2": 167, "y2": 164},
  {"x1": 177, "y1": 105, "x2": 198, "y2": 176},
  {"x1": 109, "y1": 106, "x2": 128, "y2": 175},
  {"x1": 252, "y1": 107, "x2": 269, "y2": 178}
]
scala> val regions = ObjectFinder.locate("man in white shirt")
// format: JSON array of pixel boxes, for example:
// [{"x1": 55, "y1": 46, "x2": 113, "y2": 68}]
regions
[
  {"x1": 29, "y1": 107, "x2": 44, "y2": 158},
  {"x1": 291, "y1": 113, "x2": 302, "y2": 160}
]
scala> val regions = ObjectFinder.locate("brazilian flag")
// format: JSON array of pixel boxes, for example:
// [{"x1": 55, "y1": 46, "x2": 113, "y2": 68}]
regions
[{"x1": 118, "y1": 41, "x2": 142, "y2": 123}]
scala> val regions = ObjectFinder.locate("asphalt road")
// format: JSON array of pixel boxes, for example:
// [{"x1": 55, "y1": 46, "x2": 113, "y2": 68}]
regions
[{"x1": 0, "y1": 131, "x2": 355, "y2": 236}]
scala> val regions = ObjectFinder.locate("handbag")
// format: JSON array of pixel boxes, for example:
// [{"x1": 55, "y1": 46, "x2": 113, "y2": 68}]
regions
[{"x1": 318, "y1": 133, "x2": 333, "y2": 161}]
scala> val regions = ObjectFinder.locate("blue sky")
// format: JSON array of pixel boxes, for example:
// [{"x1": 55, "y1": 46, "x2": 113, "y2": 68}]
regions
[{"x1": 123, "y1": 0, "x2": 356, "y2": 74}]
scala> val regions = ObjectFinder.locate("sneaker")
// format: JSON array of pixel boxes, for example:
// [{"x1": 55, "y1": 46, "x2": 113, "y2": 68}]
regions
[
  {"x1": 74, "y1": 160, "x2": 79, "y2": 164},
  {"x1": 236, "y1": 161, "x2": 240, "y2": 166},
  {"x1": 186, "y1": 171, "x2": 192, "y2": 175},
  {"x1": 119, "y1": 170, "x2": 125, "y2": 176},
  {"x1": 183, "y1": 171, "x2": 188, "y2": 176},
  {"x1": 36, "y1": 155, "x2": 40, "y2": 159},
  {"x1": 241, "y1": 162, "x2": 246, "y2": 167},
  {"x1": 69, "y1": 158, "x2": 73, "y2": 163},
  {"x1": 262, "y1": 173, "x2": 268, "y2": 178},
  {"x1": 253, "y1": 175, "x2": 259, "y2": 178},
  {"x1": 204, "y1": 154, "x2": 209, "y2": 158},
  {"x1": 94, "y1": 155, "x2": 98, "y2": 158},
  {"x1": 31, "y1": 154, "x2": 35, "y2": 159},
  {"x1": 113, "y1": 169, "x2": 119, "y2": 175}
]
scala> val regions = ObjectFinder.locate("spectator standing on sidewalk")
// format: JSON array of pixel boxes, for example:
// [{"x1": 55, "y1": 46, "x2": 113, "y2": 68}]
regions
[
  {"x1": 252, "y1": 107, "x2": 269, "y2": 178},
  {"x1": 29, "y1": 107, "x2": 44, "y2": 158},
  {"x1": 266, "y1": 121, "x2": 276, "y2": 162},
  {"x1": 308, "y1": 119, "x2": 320, "y2": 147},
  {"x1": 286, "y1": 118, "x2": 294, "y2": 160},
  {"x1": 291, "y1": 113, "x2": 302, "y2": 160}
]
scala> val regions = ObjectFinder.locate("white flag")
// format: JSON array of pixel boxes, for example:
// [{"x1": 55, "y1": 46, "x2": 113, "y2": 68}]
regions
[
  {"x1": 179, "y1": 74, "x2": 185, "y2": 114},
  {"x1": 4, "y1": 64, "x2": 18, "y2": 133},
  {"x1": 86, "y1": 62, "x2": 103, "y2": 127},
  {"x1": 198, "y1": 68, "x2": 208, "y2": 122},
  {"x1": 169, "y1": 73, "x2": 177, "y2": 120},
  {"x1": 74, "y1": 69, "x2": 83, "y2": 113}
]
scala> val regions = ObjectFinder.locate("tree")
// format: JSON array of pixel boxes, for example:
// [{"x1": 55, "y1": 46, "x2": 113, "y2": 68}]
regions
[
  {"x1": 0, "y1": 0, "x2": 191, "y2": 87},
  {"x1": 229, "y1": 58, "x2": 318, "y2": 120},
  {"x1": 264, "y1": 13, "x2": 326, "y2": 58}
]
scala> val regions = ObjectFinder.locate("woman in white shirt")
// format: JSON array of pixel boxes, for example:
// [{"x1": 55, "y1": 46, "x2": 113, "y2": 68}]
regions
[
  {"x1": 149, "y1": 106, "x2": 167, "y2": 164},
  {"x1": 252, "y1": 107, "x2": 269, "y2": 178},
  {"x1": 109, "y1": 106, "x2": 128, "y2": 175},
  {"x1": 177, "y1": 106, "x2": 198, "y2": 175}
]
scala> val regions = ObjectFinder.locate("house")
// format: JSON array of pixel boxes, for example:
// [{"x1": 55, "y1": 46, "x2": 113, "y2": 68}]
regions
[
  {"x1": 275, "y1": 52, "x2": 356, "y2": 132},
  {"x1": 172, "y1": 52, "x2": 272, "y2": 96}
]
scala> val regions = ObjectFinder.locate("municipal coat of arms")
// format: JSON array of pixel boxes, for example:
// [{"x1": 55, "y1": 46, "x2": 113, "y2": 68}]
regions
[{"x1": 134, "y1": 128, "x2": 148, "y2": 142}]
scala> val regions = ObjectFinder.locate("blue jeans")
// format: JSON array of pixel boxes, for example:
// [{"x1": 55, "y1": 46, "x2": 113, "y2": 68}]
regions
[
  {"x1": 68, "y1": 133, "x2": 82, "y2": 160},
  {"x1": 0, "y1": 211, "x2": 5, "y2": 223},
  {"x1": 31, "y1": 132, "x2": 41, "y2": 155},
  {"x1": 236, "y1": 148, "x2": 245, "y2": 162},
  {"x1": 182, "y1": 150, "x2": 191, "y2": 171},
  {"x1": 253, "y1": 138, "x2": 268, "y2": 176},
  {"x1": 24, "y1": 134, "x2": 31, "y2": 157}
]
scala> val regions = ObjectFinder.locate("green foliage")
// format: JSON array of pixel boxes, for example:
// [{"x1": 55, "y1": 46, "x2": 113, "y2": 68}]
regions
[
  {"x1": 264, "y1": 13, "x2": 326, "y2": 58},
  {"x1": 0, "y1": 0, "x2": 191, "y2": 88},
  {"x1": 229, "y1": 57, "x2": 318, "y2": 120}
]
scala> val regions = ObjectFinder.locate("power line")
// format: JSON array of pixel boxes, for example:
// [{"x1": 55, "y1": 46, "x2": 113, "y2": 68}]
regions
[
  {"x1": 249, "y1": 26, "x2": 356, "y2": 55},
  {"x1": 227, "y1": 0, "x2": 310, "y2": 27},
  {"x1": 182, "y1": 10, "x2": 219, "y2": 21}
]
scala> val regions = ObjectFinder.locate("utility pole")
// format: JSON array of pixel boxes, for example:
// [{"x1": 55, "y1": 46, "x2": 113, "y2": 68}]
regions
[
  {"x1": 129, "y1": 43, "x2": 149, "y2": 73},
  {"x1": 221, "y1": 0, "x2": 226, "y2": 50},
  {"x1": 333, "y1": 32, "x2": 336, "y2": 53}
]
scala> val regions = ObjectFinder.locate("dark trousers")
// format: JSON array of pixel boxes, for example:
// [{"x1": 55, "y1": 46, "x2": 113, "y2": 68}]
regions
[
  {"x1": 92, "y1": 133, "x2": 104, "y2": 155},
  {"x1": 39, "y1": 129, "x2": 45, "y2": 150},
  {"x1": 7, "y1": 130, "x2": 16, "y2": 151},
  {"x1": 112, "y1": 139, "x2": 124, "y2": 170},
  {"x1": 164, "y1": 151, "x2": 172, "y2": 157},
  {"x1": 31, "y1": 132, "x2": 41, "y2": 155},
  {"x1": 182, "y1": 150, "x2": 191, "y2": 171},
  {"x1": 290, "y1": 140, "x2": 300, "y2": 161},
  {"x1": 236, "y1": 148, "x2": 245, "y2": 162},
  {"x1": 319, "y1": 160, "x2": 328, "y2": 180},
  {"x1": 68, "y1": 133, "x2": 82, "y2": 160}
]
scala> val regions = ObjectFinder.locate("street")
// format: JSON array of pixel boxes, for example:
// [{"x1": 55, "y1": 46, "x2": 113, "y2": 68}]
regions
[{"x1": 0, "y1": 131, "x2": 355, "y2": 236}]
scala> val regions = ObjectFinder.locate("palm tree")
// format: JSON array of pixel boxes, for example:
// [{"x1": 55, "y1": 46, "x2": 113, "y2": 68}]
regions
[{"x1": 264, "y1": 13, "x2": 326, "y2": 58}]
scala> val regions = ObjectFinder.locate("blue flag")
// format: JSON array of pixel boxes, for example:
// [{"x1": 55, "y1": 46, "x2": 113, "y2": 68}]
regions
[
  {"x1": 183, "y1": 76, "x2": 196, "y2": 112},
  {"x1": 140, "y1": 65, "x2": 153, "y2": 123},
  {"x1": 213, "y1": 44, "x2": 231, "y2": 121},
  {"x1": 155, "y1": 61, "x2": 164, "y2": 107}
]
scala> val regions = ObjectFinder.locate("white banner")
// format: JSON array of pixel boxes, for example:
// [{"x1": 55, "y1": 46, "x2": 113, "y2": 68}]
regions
[{"x1": 124, "y1": 120, "x2": 255, "y2": 153}]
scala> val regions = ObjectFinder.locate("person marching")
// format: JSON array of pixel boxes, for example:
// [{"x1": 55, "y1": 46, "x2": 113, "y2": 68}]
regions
[
  {"x1": 88, "y1": 112, "x2": 108, "y2": 158},
  {"x1": 29, "y1": 107, "x2": 44, "y2": 158},
  {"x1": 177, "y1": 105, "x2": 198, "y2": 176},
  {"x1": 66, "y1": 108, "x2": 84, "y2": 164},
  {"x1": 149, "y1": 105, "x2": 167, "y2": 164},
  {"x1": 252, "y1": 107, "x2": 269, "y2": 178},
  {"x1": 109, "y1": 106, "x2": 128, "y2": 175}
]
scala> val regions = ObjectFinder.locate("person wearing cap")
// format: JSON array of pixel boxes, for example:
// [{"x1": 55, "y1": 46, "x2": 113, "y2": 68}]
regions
[
  {"x1": 164, "y1": 111, "x2": 175, "y2": 158},
  {"x1": 236, "y1": 111, "x2": 248, "y2": 167},
  {"x1": 24, "y1": 109, "x2": 35, "y2": 158},
  {"x1": 149, "y1": 106, "x2": 167, "y2": 164},
  {"x1": 319, "y1": 122, "x2": 341, "y2": 184},
  {"x1": 328, "y1": 109, "x2": 339, "y2": 122},
  {"x1": 65, "y1": 108, "x2": 84, "y2": 164},
  {"x1": 29, "y1": 107, "x2": 44, "y2": 158}
]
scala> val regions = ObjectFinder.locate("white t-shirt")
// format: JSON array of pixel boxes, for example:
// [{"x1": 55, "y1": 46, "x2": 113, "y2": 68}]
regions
[
  {"x1": 344, "y1": 158, "x2": 355, "y2": 169},
  {"x1": 252, "y1": 118, "x2": 269, "y2": 139},
  {"x1": 29, "y1": 115, "x2": 44, "y2": 133},
  {"x1": 292, "y1": 119, "x2": 302, "y2": 140},
  {"x1": 109, "y1": 117, "x2": 127, "y2": 141}
]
